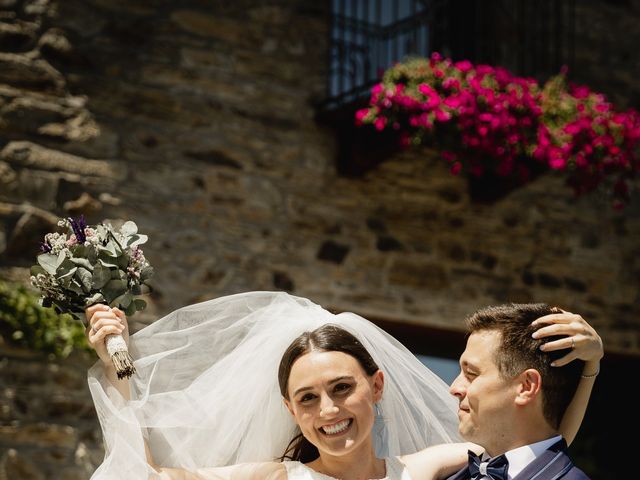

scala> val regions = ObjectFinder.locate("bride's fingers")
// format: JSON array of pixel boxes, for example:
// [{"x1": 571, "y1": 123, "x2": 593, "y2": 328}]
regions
[
  {"x1": 87, "y1": 311, "x2": 119, "y2": 333},
  {"x1": 88, "y1": 322, "x2": 125, "y2": 345},
  {"x1": 85, "y1": 303, "x2": 110, "y2": 322},
  {"x1": 111, "y1": 308, "x2": 129, "y2": 331},
  {"x1": 531, "y1": 314, "x2": 587, "y2": 339},
  {"x1": 539, "y1": 336, "x2": 577, "y2": 352},
  {"x1": 536, "y1": 331, "x2": 603, "y2": 365},
  {"x1": 91, "y1": 318, "x2": 123, "y2": 333},
  {"x1": 532, "y1": 312, "x2": 573, "y2": 325}
]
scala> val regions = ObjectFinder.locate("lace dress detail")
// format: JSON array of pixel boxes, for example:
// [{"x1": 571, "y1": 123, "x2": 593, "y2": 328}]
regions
[{"x1": 283, "y1": 457, "x2": 412, "y2": 479}]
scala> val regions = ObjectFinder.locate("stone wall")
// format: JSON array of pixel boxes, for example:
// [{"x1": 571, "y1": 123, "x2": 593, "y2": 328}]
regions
[
  {"x1": 1, "y1": 0, "x2": 639, "y2": 478},
  {"x1": 0, "y1": 346, "x2": 99, "y2": 479}
]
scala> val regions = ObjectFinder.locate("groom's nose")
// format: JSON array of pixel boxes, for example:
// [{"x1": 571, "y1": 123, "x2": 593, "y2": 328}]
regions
[{"x1": 449, "y1": 373, "x2": 466, "y2": 398}]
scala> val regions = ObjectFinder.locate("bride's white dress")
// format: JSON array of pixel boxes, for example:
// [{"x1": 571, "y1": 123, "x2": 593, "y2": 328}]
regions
[
  {"x1": 88, "y1": 291, "x2": 460, "y2": 479},
  {"x1": 284, "y1": 457, "x2": 412, "y2": 479}
]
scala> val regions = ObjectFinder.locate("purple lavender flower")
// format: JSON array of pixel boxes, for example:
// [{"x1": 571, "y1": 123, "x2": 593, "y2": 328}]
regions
[
  {"x1": 68, "y1": 215, "x2": 87, "y2": 244},
  {"x1": 40, "y1": 240, "x2": 52, "y2": 253}
]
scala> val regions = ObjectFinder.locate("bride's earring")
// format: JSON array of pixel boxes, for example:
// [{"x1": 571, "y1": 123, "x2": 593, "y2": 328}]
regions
[{"x1": 373, "y1": 403, "x2": 389, "y2": 457}]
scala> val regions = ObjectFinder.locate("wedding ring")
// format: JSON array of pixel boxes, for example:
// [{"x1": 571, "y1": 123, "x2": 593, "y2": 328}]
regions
[
  {"x1": 570, "y1": 337, "x2": 575, "y2": 349},
  {"x1": 91, "y1": 326, "x2": 97, "y2": 335}
]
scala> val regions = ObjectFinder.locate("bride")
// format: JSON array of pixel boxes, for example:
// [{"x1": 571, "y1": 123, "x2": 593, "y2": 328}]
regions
[{"x1": 84, "y1": 292, "x2": 600, "y2": 479}]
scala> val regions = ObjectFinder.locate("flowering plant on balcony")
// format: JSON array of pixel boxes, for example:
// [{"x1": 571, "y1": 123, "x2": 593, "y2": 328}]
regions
[{"x1": 356, "y1": 53, "x2": 640, "y2": 207}]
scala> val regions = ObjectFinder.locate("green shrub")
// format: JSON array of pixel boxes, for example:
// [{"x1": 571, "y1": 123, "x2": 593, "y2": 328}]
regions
[{"x1": 0, "y1": 280, "x2": 90, "y2": 357}]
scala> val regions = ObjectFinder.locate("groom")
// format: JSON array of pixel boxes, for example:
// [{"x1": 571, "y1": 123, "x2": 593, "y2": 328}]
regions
[{"x1": 446, "y1": 303, "x2": 599, "y2": 480}]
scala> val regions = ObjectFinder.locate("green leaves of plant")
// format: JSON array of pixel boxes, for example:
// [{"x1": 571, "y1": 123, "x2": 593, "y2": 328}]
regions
[
  {"x1": 91, "y1": 264, "x2": 111, "y2": 289},
  {"x1": 37, "y1": 252, "x2": 65, "y2": 275},
  {"x1": 31, "y1": 219, "x2": 154, "y2": 321}
]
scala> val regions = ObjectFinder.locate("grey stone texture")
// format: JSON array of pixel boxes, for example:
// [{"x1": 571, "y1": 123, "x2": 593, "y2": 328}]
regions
[{"x1": 1, "y1": 0, "x2": 639, "y2": 477}]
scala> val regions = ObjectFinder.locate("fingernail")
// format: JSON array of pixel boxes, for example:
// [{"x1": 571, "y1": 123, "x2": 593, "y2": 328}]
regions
[
  {"x1": 539, "y1": 344, "x2": 546, "y2": 351},
  {"x1": 531, "y1": 332, "x2": 539, "y2": 338},
  {"x1": 550, "y1": 361, "x2": 557, "y2": 367}
]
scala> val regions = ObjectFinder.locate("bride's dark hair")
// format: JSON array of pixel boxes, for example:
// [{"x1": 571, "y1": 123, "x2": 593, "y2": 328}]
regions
[{"x1": 277, "y1": 323, "x2": 380, "y2": 462}]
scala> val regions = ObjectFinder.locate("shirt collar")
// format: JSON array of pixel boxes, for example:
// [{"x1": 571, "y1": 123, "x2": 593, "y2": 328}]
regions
[{"x1": 500, "y1": 435, "x2": 563, "y2": 479}]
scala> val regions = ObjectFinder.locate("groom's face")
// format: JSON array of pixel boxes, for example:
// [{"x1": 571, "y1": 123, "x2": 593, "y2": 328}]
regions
[{"x1": 449, "y1": 330, "x2": 520, "y2": 455}]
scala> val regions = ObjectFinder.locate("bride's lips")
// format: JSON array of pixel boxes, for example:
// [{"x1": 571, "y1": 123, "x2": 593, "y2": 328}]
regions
[{"x1": 318, "y1": 418, "x2": 353, "y2": 436}]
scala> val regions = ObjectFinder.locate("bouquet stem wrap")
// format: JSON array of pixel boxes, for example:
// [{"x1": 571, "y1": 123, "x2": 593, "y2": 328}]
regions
[{"x1": 105, "y1": 333, "x2": 136, "y2": 379}]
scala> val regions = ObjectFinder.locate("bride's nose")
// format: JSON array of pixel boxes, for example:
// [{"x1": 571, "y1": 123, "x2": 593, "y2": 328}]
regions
[{"x1": 319, "y1": 394, "x2": 339, "y2": 417}]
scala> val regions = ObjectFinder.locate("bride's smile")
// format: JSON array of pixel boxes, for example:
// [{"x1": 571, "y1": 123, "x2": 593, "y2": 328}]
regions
[{"x1": 284, "y1": 350, "x2": 384, "y2": 456}]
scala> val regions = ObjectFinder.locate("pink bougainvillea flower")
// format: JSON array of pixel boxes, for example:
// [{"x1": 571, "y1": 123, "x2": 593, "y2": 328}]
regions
[{"x1": 356, "y1": 53, "x2": 640, "y2": 206}]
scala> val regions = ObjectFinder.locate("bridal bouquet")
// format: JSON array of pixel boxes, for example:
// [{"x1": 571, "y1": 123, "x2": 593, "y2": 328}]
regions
[{"x1": 30, "y1": 216, "x2": 153, "y2": 378}]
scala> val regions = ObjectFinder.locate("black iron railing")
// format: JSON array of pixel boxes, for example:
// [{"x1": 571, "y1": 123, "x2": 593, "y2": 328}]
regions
[{"x1": 323, "y1": 0, "x2": 575, "y2": 111}]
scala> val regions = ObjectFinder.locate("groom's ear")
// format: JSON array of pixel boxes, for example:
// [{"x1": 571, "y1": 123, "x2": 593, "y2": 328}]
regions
[{"x1": 515, "y1": 368, "x2": 542, "y2": 406}]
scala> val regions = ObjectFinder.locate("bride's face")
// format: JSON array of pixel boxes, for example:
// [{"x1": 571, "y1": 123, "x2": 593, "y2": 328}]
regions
[{"x1": 284, "y1": 350, "x2": 384, "y2": 457}]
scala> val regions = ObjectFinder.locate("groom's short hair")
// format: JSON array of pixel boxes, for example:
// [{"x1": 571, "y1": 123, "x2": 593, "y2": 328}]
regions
[{"x1": 466, "y1": 303, "x2": 583, "y2": 429}]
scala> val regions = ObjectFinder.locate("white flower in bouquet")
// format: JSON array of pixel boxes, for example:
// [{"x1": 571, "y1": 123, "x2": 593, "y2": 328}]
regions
[{"x1": 30, "y1": 216, "x2": 153, "y2": 378}]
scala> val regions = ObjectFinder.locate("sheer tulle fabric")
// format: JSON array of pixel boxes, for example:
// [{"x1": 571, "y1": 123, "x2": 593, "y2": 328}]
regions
[{"x1": 88, "y1": 291, "x2": 461, "y2": 479}]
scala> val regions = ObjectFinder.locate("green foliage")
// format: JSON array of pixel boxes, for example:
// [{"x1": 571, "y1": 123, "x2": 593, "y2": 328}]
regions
[
  {"x1": 32, "y1": 218, "x2": 153, "y2": 319},
  {"x1": 0, "y1": 280, "x2": 90, "y2": 357}
]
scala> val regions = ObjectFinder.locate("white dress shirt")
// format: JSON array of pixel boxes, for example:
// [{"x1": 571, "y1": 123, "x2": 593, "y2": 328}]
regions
[{"x1": 480, "y1": 435, "x2": 563, "y2": 479}]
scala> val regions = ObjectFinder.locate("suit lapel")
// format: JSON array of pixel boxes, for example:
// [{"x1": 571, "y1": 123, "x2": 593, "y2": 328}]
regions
[{"x1": 445, "y1": 468, "x2": 470, "y2": 480}]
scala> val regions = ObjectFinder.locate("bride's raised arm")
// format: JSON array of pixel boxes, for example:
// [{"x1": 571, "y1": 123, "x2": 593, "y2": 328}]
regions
[
  {"x1": 85, "y1": 304, "x2": 286, "y2": 480},
  {"x1": 530, "y1": 309, "x2": 603, "y2": 445}
]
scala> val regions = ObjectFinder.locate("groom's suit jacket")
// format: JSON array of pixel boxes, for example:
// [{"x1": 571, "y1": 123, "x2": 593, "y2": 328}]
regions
[{"x1": 445, "y1": 439, "x2": 590, "y2": 480}]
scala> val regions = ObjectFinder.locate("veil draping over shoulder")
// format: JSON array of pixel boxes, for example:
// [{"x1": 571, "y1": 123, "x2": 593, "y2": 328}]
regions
[{"x1": 88, "y1": 291, "x2": 462, "y2": 479}]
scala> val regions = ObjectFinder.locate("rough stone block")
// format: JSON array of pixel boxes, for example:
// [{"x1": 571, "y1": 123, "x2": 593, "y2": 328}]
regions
[{"x1": 0, "y1": 141, "x2": 125, "y2": 179}]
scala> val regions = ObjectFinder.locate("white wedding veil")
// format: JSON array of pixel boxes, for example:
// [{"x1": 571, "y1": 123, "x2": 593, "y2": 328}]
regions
[{"x1": 88, "y1": 291, "x2": 462, "y2": 478}]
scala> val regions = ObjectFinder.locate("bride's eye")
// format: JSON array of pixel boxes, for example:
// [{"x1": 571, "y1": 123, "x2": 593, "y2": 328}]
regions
[
  {"x1": 334, "y1": 383, "x2": 351, "y2": 393},
  {"x1": 300, "y1": 393, "x2": 316, "y2": 403}
]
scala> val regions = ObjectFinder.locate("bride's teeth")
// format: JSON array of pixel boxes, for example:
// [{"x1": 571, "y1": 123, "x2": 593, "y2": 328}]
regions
[{"x1": 322, "y1": 419, "x2": 350, "y2": 434}]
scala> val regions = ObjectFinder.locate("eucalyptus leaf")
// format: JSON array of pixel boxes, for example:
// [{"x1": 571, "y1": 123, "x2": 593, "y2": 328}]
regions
[
  {"x1": 69, "y1": 257, "x2": 94, "y2": 271},
  {"x1": 98, "y1": 256, "x2": 118, "y2": 268},
  {"x1": 100, "y1": 241, "x2": 119, "y2": 257},
  {"x1": 75, "y1": 267, "x2": 93, "y2": 293},
  {"x1": 92, "y1": 264, "x2": 111, "y2": 289},
  {"x1": 58, "y1": 266, "x2": 78, "y2": 286},
  {"x1": 103, "y1": 279, "x2": 127, "y2": 302},
  {"x1": 140, "y1": 266, "x2": 154, "y2": 282},
  {"x1": 124, "y1": 301, "x2": 137, "y2": 316},
  {"x1": 66, "y1": 279, "x2": 84, "y2": 295},
  {"x1": 126, "y1": 234, "x2": 148, "y2": 248},
  {"x1": 37, "y1": 252, "x2": 63, "y2": 275},
  {"x1": 120, "y1": 221, "x2": 138, "y2": 237},
  {"x1": 56, "y1": 258, "x2": 77, "y2": 279},
  {"x1": 30, "y1": 265, "x2": 46, "y2": 276},
  {"x1": 133, "y1": 298, "x2": 146, "y2": 311},
  {"x1": 72, "y1": 245, "x2": 92, "y2": 259},
  {"x1": 112, "y1": 291, "x2": 133, "y2": 309},
  {"x1": 117, "y1": 254, "x2": 129, "y2": 270},
  {"x1": 85, "y1": 292, "x2": 105, "y2": 307}
]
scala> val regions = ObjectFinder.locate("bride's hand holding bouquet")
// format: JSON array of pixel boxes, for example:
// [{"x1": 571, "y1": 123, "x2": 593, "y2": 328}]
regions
[{"x1": 85, "y1": 304, "x2": 129, "y2": 372}]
